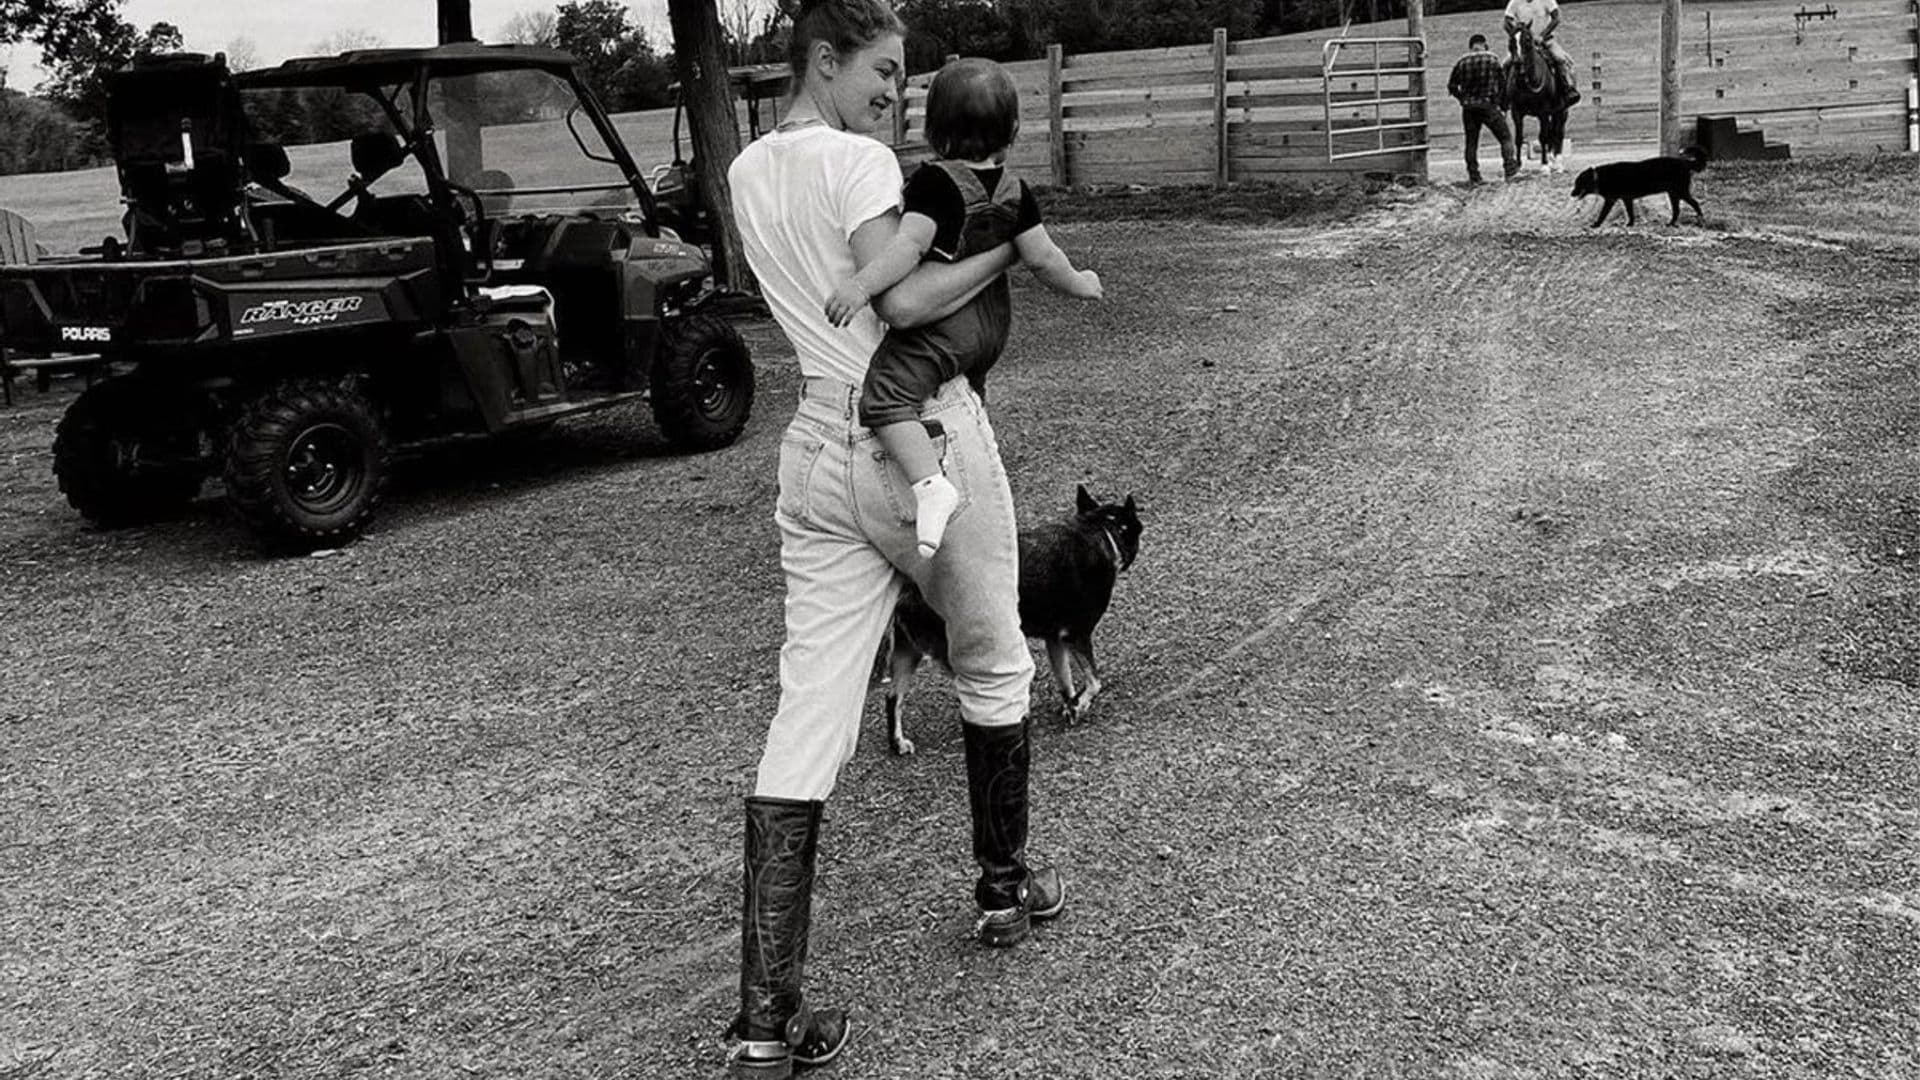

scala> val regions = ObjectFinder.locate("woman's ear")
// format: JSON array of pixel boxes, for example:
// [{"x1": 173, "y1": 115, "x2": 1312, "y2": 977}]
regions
[{"x1": 810, "y1": 39, "x2": 838, "y2": 79}]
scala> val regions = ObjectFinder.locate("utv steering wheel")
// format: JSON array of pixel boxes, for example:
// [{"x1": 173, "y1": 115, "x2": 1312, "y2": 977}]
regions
[{"x1": 443, "y1": 180, "x2": 494, "y2": 281}]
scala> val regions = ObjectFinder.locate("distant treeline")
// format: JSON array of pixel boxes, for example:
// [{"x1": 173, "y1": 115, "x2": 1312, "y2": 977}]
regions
[{"x1": 0, "y1": 0, "x2": 1521, "y2": 175}]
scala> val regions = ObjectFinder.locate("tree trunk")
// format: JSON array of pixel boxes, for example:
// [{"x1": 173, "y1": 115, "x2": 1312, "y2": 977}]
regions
[
  {"x1": 437, "y1": 0, "x2": 473, "y2": 43},
  {"x1": 666, "y1": 0, "x2": 751, "y2": 291},
  {"x1": 437, "y1": 0, "x2": 481, "y2": 183}
]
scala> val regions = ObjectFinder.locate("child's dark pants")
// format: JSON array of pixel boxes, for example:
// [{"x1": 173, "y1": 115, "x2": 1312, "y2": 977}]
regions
[{"x1": 859, "y1": 275, "x2": 1012, "y2": 429}]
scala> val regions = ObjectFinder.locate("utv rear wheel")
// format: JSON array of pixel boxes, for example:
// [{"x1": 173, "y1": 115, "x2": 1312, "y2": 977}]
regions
[
  {"x1": 651, "y1": 314, "x2": 753, "y2": 451},
  {"x1": 53, "y1": 379, "x2": 207, "y2": 527},
  {"x1": 225, "y1": 379, "x2": 389, "y2": 550}
]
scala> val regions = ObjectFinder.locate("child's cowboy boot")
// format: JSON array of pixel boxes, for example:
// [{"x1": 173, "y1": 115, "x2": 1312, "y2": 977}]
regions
[
  {"x1": 962, "y1": 719, "x2": 1066, "y2": 947},
  {"x1": 728, "y1": 797, "x2": 851, "y2": 1078}
]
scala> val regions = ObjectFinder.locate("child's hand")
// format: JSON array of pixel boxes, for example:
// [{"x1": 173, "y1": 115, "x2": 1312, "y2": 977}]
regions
[
  {"x1": 1077, "y1": 269, "x2": 1104, "y2": 300},
  {"x1": 824, "y1": 279, "x2": 871, "y2": 327}
]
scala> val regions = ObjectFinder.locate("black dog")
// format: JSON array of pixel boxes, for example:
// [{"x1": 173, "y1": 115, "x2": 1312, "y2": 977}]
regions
[
  {"x1": 1570, "y1": 145, "x2": 1707, "y2": 227},
  {"x1": 881, "y1": 485, "x2": 1142, "y2": 755}
]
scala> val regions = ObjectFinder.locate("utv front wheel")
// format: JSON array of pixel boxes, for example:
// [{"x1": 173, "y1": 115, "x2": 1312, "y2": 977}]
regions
[
  {"x1": 651, "y1": 314, "x2": 753, "y2": 451},
  {"x1": 53, "y1": 379, "x2": 207, "y2": 527},
  {"x1": 225, "y1": 379, "x2": 389, "y2": 550}
]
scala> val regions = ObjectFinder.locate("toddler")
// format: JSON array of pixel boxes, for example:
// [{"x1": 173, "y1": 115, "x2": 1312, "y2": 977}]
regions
[{"x1": 824, "y1": 57, "x2": 1103, "y2": 557}]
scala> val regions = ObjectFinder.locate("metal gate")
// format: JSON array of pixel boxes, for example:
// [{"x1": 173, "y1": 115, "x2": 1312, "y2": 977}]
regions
[{"x1": 1322, "y1": 36, "x2": 1430, "y2": 163}]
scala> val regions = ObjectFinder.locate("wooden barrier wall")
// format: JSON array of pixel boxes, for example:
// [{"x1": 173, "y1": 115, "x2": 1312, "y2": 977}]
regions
[
  {"x1": 895, "y1": 33, "x2": 1422, "y2": 186},
  {"x1": 1585, "y1": 0, "x2": 1919, "y2": 150},
  {"x1": 887, "y1": 0, "x2": 1917, "y2": 187}
]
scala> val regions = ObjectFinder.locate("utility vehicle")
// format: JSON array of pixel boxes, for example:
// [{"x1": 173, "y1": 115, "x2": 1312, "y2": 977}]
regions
[{"x1": 0, "y1": 45, "x2": 754, "y2": 549}]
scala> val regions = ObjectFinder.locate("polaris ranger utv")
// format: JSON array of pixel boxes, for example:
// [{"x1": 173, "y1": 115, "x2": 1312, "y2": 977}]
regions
[{"x1": 0, "y1": 46, "x2": 754, "y2": 550}]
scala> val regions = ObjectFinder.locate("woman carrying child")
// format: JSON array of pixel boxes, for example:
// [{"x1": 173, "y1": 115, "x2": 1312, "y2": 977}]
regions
[
  {"x1": 825, "y1": 57, "x2": 1103, "y2": 557},
  {"x1": 721, "y1": 3, "x2": 1101, "y2": 1076}
]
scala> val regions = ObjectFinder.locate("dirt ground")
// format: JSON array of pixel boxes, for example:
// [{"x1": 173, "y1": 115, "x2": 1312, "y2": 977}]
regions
[{"x1": 2, "y1": 154, "x2": 1917, "y2": 1080}]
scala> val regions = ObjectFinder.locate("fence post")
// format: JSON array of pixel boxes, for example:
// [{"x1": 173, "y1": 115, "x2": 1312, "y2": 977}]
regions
[
  {"x1": 1909, "y1": 0, "x2": 1920, "y2": 152},
  {"x1": 1659, "y1": 0, "x2": 1682, "y2": 153},
  {"x1": 1048, "y1": 43, "x2": 1067, "y2": 187},
  {"x1": 1212, "y1": 28, "x2": 1230, "y2": 186},
  {"x1": 1405, "y1": 0, "x2": 1427, "y2": 179}
]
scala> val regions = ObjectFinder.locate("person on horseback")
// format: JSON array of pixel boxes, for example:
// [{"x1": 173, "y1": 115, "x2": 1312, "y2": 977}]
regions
[
  {"x1": 1448, "y1": 34, "x2": 1519, "y2": 184},
  {"x1": 1504, "y1": 0, "x2": 1581, "y2": 105}
]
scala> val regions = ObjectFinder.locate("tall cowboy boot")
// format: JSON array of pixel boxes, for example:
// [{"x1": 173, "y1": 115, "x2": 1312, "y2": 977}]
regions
[
  {"x1": 963, "y1": 720, "x2": 1066, "y2": 947},
  {"x1": 728, "y1": 797, "x2": 851, "y2": 1078},
  {"x1": 1556, "y1": 56, "x2": 1582, "y2": 105}
]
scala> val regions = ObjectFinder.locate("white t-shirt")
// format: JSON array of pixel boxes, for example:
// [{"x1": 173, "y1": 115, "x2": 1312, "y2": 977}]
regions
[
  {"x1": 1505, "y1": 0, "x2": 1558, "y2": 38},
  {"x1": 728, "y1": 125, "x2": 903, "y2": 387}
]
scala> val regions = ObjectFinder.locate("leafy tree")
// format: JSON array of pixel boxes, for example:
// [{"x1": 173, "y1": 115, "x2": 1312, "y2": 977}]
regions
[
  {"x1": 222, "y1": 36, "x2": 259, "y2": 72},
  {"x1": 0, "y1": 81, "x2": 84, "y2": 172},
  {"x1": 0, "y1": 0, "x2": 120, "y2": 48},
  {"x1": 555, "y1": 0, "x2": 674, "y2": 111},
  {"x1": 719, "y1": 0, "x2": 785, "y2": 65},
  {"x1": 37, "y1": 17, "x2": 184, "y2": 160},
  {"x1": 296, "y1": 30, "x2": 391, "y2": 144},
  {"x1": 897, "y1": 0, "x2": 1016, "y2": 71},
  {"x1": 1101, "y1": 0, "x2": 1258, "y2": 48},
  {"x1": 498, "y1": 9, "x2": 560, "y2": 48}
]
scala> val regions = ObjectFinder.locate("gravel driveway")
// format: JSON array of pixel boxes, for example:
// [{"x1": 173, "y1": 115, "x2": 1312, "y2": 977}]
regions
[{"x1": 3, "y1": 156, "x2": 1916, "y2": 1079}]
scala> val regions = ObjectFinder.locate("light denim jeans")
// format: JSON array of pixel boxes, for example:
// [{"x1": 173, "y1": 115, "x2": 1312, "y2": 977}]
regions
[{"x1": 754, "y1": 374, "x2": 1034, "y2": 801}]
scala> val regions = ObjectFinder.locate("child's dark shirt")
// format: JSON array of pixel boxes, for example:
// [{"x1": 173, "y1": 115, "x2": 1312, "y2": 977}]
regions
[{"x1": 902, "y1": 163, "x2": 1043, "y2": 262}]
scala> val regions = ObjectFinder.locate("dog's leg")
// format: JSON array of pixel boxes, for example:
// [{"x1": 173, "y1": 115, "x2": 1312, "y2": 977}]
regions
[
  {"x1": 1045, "y1": 637, "x2": 1078, "y2": 721},
  {"x1": 1667, "y1": 192, "x2": 1682, "y2": 226},
  {"x1": 1591, "y1": 197, "x2": 1615, "y2": 228},
  {"x1": 885, "y1": 628, "x2": 921, "y2": 756},
  {"x1": 1684, "y1": 193, "x2": 1704, "y2": 224},
  {"x1": 1624, "y1": 199, "x2": 1637, "y2": 226},
  {"x1": 1066, "y1": 635, "x2": 1104, "y2": 722}
]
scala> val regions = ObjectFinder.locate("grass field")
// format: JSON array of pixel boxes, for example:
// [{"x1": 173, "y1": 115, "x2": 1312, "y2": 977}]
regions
[{"x1": 2, "y1": 153, "x2": 1918, "y2": 1079}]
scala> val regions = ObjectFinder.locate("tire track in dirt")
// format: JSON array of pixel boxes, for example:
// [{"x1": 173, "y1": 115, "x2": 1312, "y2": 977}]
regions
[{"x1": 1064, "y1": 197, "x2": 1918, "y2": 1073}]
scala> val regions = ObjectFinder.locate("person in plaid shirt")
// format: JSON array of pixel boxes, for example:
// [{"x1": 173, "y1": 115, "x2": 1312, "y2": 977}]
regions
[{"x1": 1448, "y1": 34, "x2": 1519, "y2": 183}]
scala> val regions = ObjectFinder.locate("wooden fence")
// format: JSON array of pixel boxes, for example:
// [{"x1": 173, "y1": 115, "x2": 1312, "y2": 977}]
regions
[
  {"x1": 886, "y1": 0, "x2": 1919, "y2": 186},
  {"x1": 893, "y1": 31, "x2": 1425, "y2": 185},
  {"x1": 1585, "y1": 0, "x2": 1919, "y2": 150}
]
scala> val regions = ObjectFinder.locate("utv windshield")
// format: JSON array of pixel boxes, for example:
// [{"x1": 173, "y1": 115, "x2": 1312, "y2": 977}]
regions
[
  {"x1": 425, "y1": 69, "x2": 642, "y2": 216},
  {"x1": 237, "y1": 67, "x2": 643, "y2": 218}
]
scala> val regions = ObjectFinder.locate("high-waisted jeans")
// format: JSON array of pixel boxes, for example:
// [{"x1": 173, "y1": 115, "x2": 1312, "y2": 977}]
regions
[{"x1": 754, "y1": 374, "x2": 1033, "y2": 801}]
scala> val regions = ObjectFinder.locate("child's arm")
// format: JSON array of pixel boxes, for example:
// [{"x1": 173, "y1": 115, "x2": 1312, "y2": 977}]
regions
[
  {"x1": 1013, "y1": 225, "x2": 1103, "y2": 300},
  {"x1": 825, "y1": 212, "x2": 936, "y2": 327}
]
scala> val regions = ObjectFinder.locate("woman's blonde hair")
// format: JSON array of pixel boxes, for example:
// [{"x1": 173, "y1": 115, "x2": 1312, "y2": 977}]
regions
[{"x1": 786, "y1": 0, "x2": 906, "y2": 79}]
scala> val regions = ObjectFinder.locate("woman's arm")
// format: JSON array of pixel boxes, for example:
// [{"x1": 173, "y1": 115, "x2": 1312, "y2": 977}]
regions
[{"x1": 850, "y1": 212, "x2": 1018, "y2": 328}]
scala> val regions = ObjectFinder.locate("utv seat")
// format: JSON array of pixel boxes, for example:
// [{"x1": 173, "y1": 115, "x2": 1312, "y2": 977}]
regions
[
  {"x1": 120, "y1": 148, "x2": 254, "y2": 254},
  {"x1": 243, "y1": 141, "x2": 366, "y2": 246}
]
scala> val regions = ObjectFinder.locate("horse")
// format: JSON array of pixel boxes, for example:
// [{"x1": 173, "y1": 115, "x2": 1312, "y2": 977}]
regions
[{"x1": 1507, "y1": 30, "x2": 1572, "y2": 173}]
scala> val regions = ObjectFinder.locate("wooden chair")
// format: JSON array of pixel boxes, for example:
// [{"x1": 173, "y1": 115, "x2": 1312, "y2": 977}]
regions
[{"x1": 0, "y1": 207, "x2": 38, "y2": 405}]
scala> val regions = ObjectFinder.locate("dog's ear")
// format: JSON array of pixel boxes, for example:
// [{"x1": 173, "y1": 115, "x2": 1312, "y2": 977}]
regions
[
  {"x1": 1076, "y1": 484, "x2": 1096, "y2": 514},
  {"x1": 1124, "y1": 494, "x2": 1138, "y2": 517}
]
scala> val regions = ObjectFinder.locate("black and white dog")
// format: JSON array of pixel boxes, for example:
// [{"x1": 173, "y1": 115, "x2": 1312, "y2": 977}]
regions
[{"x1": 881, "y1": 485, "x2": 1143, "y2": 755}]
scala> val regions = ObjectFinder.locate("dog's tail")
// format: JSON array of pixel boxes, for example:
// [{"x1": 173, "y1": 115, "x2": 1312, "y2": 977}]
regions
[{"x1": 1679, "y1": 145, "x2": 1708, "y2": 171}]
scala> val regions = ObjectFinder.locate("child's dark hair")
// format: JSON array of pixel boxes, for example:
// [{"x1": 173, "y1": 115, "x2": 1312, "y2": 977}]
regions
[
  {"x1": 1468, "y1": 32, "x2": 1488, "y2": 48},
  {"x1": 786, "y1": 0, "x2": 905, "y2": 79},
  {"x1": 924, "y1": 58, "x2": 1020, "y2": 162}
]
